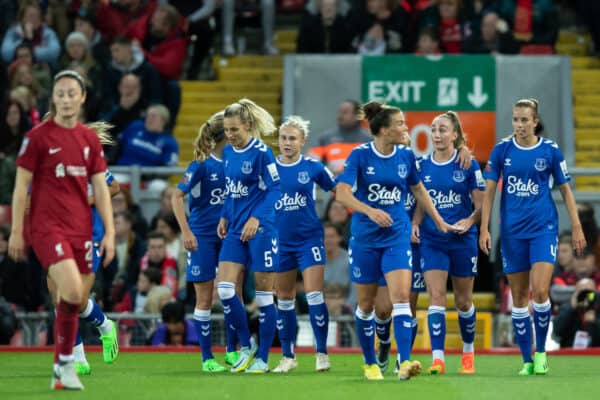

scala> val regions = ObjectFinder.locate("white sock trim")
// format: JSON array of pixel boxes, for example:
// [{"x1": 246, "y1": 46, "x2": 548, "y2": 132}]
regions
[
  {"x1": 194, "y1": 309, "x2": 211, "y2": 321},
  {"x1": 277, "y1": 299, "x2": 295, "y2": 311},
  {"x1": 80, "y1": 299, "x2": 93, "y2": 318},
  {"x1": 355, "y1": 307, "x2": 374, "y2": 321},
  {"x1": 306, "y1": 291, "x2": 325, "y2": 305},
  {"x1": 217, "y1": 282, "x2": 236, "y2": 300},
  {"x1": 374, "y1": 316, "x2": 392, "y2": 324},
  {"x1": 255, "y1": 291, "x2": 274, "y2": 307},
  {"x1": 392, "y1": 303, "x2": 412, "y2": 317},
  {"x1": 428, "y1": 305, "x2": 446, "y2": 315},
  {"x1": 457, "y1": 304, "x2": 475, "y2": 319},
  {"x1": 533, "y1": 299, "x2": 551, "y2": 312}
]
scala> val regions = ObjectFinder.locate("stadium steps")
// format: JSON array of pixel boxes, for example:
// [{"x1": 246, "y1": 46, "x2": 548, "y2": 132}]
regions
[
  {"x1": 175, "y1": 51, "x2": 287, "y2": 165},
  {"x1": 557, "y1": 31, "x2": 600, "y2": 190}
]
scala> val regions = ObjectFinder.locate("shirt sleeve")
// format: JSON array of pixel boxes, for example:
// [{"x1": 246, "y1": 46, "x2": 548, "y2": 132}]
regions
[
  {"x1": 483, "y1": 143, "x2": 502, "y2": 182},
  {"x1": 15, "y1": 133, "x2": 38, "y2": 173},
  {"x1": 551, "y1": 144, "x2": 570, "y2": 185},
  {"x1": 251, "y1": 148, "x2": 281, "y2": 220},
  {"x1": 405, "y1": 149, "x2": 420, "y2": 186},
  {"x1": 177, "y1": 162, "x2": 202, "y2": 194},
  {"x1": 162, "y1": 136, "x2": 179, "y2": 166},
  {"x1": 314, "y1": 162, "x2": 337, "y2": 192},
  {"x1": 469, "y1": 160, "x2": 486, "y2": 191},
  {"x1": 336, "y1": 148, "x2": 359, "y2": 186}
]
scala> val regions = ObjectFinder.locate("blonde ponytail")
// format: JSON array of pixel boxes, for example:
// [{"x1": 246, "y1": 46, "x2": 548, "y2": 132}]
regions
[
  {"x1": 193, "y1": 111, "x2": 224, "y2": 162},
  {"x1": 224, "y1": 98, "x2": 276, "y2": 140}
]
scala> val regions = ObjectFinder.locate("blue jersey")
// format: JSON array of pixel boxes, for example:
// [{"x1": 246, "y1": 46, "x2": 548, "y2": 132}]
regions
[
  {"x1": 484, "y1": 136, "x2": 569, "y2": 238},
  {"x1": 89, "y1": 169, "x2": 115, "y2": 242},
  {"x1": 221, "y1": 138, "x2": 281, "y2": 235},
  {"x1": 177, "y1": 155, "x2": 225, "y2": 237},
  {"x1": 337, "y1": 142, "x2": 420, "y2": 247},
  {"x1": 116, "y1": 120, "x2": 179, "y2": 166},
  {"x1": 275, "y1": 156, "x2": 336, "y2": 250},
  {"x1": 419, "y1": 150, "x2": 486, "y2": 247}
]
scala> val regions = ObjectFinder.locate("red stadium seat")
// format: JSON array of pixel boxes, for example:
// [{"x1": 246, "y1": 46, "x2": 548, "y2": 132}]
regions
[
  {"x1": 0, "y1": 205, "x2": 11, "y2": 226},
  {"x1": 520, "y1": 45, "x2": 555, "y2": 55}
]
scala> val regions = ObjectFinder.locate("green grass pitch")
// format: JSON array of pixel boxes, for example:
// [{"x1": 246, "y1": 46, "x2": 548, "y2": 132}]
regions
[{"x1": 1, "y1": 353, "x2": 599, "y2": 400}]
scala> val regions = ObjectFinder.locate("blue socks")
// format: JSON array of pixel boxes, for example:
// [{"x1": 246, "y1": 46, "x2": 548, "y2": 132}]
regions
[
  {"x1": 80, "y1": 299, "x2": 106, "y2": 329},
  {"x1": 307, "y1": 291, "x2": 329, "y2": 354},
  {"x1": 374, "y1": 315, "x2": 392, "y2": 345},
  {"x1": 226, "y1": 320, "x2": 239, "y2": 353},
  {"x1": 393, "y1": 303, "x2": 413, "y2": 363},
  {"x1": 411, "y1": 318, "x2": 418, "y2": 351},
  {"x1": 218, "y1": 282, "x2": 251, "y2": 348},
  {"x1": 193, "y1": 309, "x2": 213, "y2": 361},
  {"x1": 355, "y1": 307, "x2": 376, "y2": 365},
  {"x1": 277, "y1": 299, "x2": 296, "y2": 358},
  {"x1": 256, "y1": 291, "x2": 276, "y2": 363},
  {"x1": 512, "y1": 306, "x2": 533, "y2": 363},
  {"x1": 428, "y1": 306, "x2": 446, "y2": 361},
  {"x1": 533, "y1": 300, "x2": 551, "y2": 353},
  {"x1": 458, "y1": 304, "x2": 476, "y2": 353}
]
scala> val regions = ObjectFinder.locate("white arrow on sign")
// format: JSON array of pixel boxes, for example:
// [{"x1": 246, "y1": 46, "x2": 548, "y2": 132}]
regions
[{"x1": 467, "y1": 76, "x2": 488, "y2": 108}]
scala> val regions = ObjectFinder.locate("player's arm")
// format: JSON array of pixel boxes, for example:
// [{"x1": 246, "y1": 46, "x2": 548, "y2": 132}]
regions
[
  {"x1": 336, "y1": 182, "x2": 392, "y2": 227},
  {"x1": 410, "y1": 182, "x2": 449, "y2": 234},
  {"x1": 411, "y1": 203, "x2": 424, "y2": 243},
  {"x1": 455, "y1": 189, "x2": 483, "y2": 234},
  {"x1": 478, "y1": 180, "x2": 497, "y2": 255},
  {"x1": 456, "y1": 145, "x2": 473, "y2": 170},
  {"x1": 171, "y1": 188, "x2": 197, "y2": 251},
  {"x1": 91, "y1": 172, "x2": 115, "y2": 266},
  {"x1": 88, "y1": 178, "x2": 120, "y2": 205},
  {"x1": 558, "y1": 183, "x2": 586, "y2": 255},
  {"x1": 8, "y1": 167, "x2": 33, "y2": 261}
]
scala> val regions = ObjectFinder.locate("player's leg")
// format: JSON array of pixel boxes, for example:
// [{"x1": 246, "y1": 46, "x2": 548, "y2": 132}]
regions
[
  {"x1": 409, "y1": 243, "x2": 425, "y2": 352},
  {"x1": 452, "y1": 275, "x2": 476, "y2": 374},
  {"x1": 303, "y1": 261, "x2": 330, "y2": 372},
  {"x1": 273, "y1": 266, "x2": 299, "y2": 373},
  {"x1": 223, "y1": 272, "x2": 244, "y2": 367},
  {"x1": 48, "y1": 259, "x2": 84, "y2": 390},
  {"x1": 374, "y1": 284, "x2": 392, "y2": 373}
]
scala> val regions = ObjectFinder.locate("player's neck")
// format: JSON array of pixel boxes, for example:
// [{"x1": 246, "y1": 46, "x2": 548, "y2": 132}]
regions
[
  {"x1": 373, "y1": 139, "x2": 394, "y2": 155},
  {"x1": 280, "y1": 153, "x2": 300, "y2": 164},
  {"x1": 53, "y1": 115, "x2": 77, "y2": 129},
  {"x1": 433, "y1": 147, "x2": 454, "y2": 163},
  {"x1": 212, "y1": 142, "x2": 226, "y2": 159},
  {"x1": 515, "y1": 134, "x2": 538, "y2": 147}
]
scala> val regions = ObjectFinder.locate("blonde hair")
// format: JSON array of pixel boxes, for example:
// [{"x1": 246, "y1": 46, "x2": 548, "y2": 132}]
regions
[
  {"x1": 514, "y1": 98, "x2": 539, "y2": 119},
  {"x1": 224, "y1": 98, "x2": 276, "y2": 139},
  {"x1": 147, "y1": 104, "x2": 171, "y2": 126},
  {"x1": 437, "y1": 111, "x2": 466, "y2": 149},
  {"x1": 194, "y1": 111, "x2": 224, "y2": 161},
  {"x1": 279, "y1": 115, "x2": 310, "y2": 137},
  {"x1": 144, "y1": 285, "x2": 173, "y2": 313},
  {"x1": 86, "y1": 121, "x2": 114, "y2": 145}
]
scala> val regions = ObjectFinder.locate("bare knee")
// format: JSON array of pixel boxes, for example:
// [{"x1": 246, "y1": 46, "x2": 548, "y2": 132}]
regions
[
  {"x1": 532, "y1": 287, "x2": 549, "y2": 304},
  {"x1": 428, "y1": 286, "x2": 447, "y2": 306},
  {"x1": 62, "y1": 287, "x2": 83, "y2": 305},
  {"x1": 455, "y1": 296, "x2": 472, "y2": 312}
]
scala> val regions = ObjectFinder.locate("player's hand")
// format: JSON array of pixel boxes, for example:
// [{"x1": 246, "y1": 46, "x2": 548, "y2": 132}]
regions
[
  {"x1": 182, "y1": 229, "x2": 198, "y2": 251},
  {"x1": 241, "y1": 217, "x2": 259, "y2": 242},
  {"x1": 100, "y1": 234, "x2": 115, "y2": 267},
  {"x1": 453, "y1": 217, "x2": 474, "y2": 234},
  {"x1": 367, "y1": 208, "x2": 393, "y2": 227},
  {"x1": 479, "y1": 229, "x2": 491, "y2": 255},
  {"x1": 217, "y1": 218, "x2": 228, "y2": 239},
  {"x1": 8, "y1": 232, "x2": 26, "y2": 262},
  {"x1": 572, "y1": 224, "x2": 587, "y2": 257},
  {"x1": 456, "y1": 147, "x2": 473, "y2": 170},
  {"x1": 411, "y1": 223, "x2": 420, "y2": 243}
]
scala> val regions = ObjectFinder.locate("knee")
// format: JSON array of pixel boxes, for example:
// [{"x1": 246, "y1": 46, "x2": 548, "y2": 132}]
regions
[
  {"x1": 217, "y1": 281, "x2": 236, "y2": 300},
  {"x1": 455, "y1": 297, "x2": 473, "y2": 312},
  {"x1": 63, "y1": 287, "x2": 83, "y2": 305},
  {"x1": 357, "y1": 299, "x2": 374, "y2": 313},
  {"x1": 532, "y1": 287, "x2": 549, "y2": 304},
  {"x1": 428, "y1": 287, "x2": 446, "y2": 306},
  {"x1": 375, "y1": 307, "x2": 391, "y2": 320}
]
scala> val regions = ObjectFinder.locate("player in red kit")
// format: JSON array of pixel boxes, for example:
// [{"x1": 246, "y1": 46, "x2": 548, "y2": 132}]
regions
[{"x1": 8, "y1": 70, "x2": 115, "y2": 391}]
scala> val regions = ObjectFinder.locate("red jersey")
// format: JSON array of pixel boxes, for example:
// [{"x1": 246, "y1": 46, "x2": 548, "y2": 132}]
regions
[{"x1": 16, "y1": 119, "x2": 107, "y2": 239}]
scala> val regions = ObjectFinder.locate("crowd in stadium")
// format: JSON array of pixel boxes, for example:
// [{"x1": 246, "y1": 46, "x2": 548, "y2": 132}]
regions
[{"x1": 1, "y1": 0, "x2": 600, "y2": 389}]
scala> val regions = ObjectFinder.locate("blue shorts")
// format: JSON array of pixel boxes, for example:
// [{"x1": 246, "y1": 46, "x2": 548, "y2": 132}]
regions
[
  {"x1": 92, "y1": 241, "x2": 102, "y2": 273},
  {"x1": 187, "y1": 237, "x2": 220, "y2": 282},
  {"x1": 377, "y1": 243, "x2": 425, "y2": 292},
  {"x1": 219, "y1": 227, "x2": 279, "y2": 272},
  {"x1": 501, "y1": 234, "x2": 558, "y2": 274},
  {"x1": 349, "y1": 238, "x2": 412, "y2": 284},
  {"x1": 420, "y1": 241, "x2": 478, "y2": 278},
  {"x1": 278, "y1": 242, "x2": 325, "y2": 273}
]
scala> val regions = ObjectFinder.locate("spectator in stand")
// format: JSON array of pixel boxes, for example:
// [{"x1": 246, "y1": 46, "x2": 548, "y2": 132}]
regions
[
  {"x1": 222, "y1": 0, "x2": 279, "y2": 55},
  {"x1": 463, "y1": 11, "x2": 520, "y2": 54},
  {"x1": 348, "y1": 0, "x2": 411, "y2": 55},
  {"x1": 10, "y1": 85, "x2": 40, "y2": 126},
  {"x1": 577, "y1": 202, "x2": 600, "y2": 270},
  {"x1": 297, "y1": 0, "x2": 353, "y2": 53},
  {"x1": 111, "y1": 188, "x2": 150, "y2": 239},
  {"x1": 151, "y1": 301, "x2": 197, "y2": 346},
  {"x1": 323, "y1": 222, "x2": 357, "y2": 308},
  {"x1": 576, "y1": 0, "x2": 600, "y2": 57},
  {"x1": 103, "y1": 74, "x2": 147, "y2": 148},
  {"x1": 164, "y1": 0, "x2": 216, "y2": 79},
  {"x1": 0, "y1": 100, "x2": 30, "y2": 205},
  {"x1": 107, "y1": 210, "x2": 146, "y2": 308},
  {"x1": 8, "y1": 60, "x2": 48, "y2": 116},
  {"x1": 308, "y1": 99, "x2": 371, "y2": 176},
  {"x1": 415, "y1": 26, "x2": 442, "y2": 54},
  {"x1": 45, "y1": 0, "x2": 71, "y2": 42},
  {"x1": 554, "y1": 278, "x2": 600, "y2": 348},
  {"x1": 115, "y1": 267, "x2": 162, "y2": 313},
  {"x1": 12, "y1": 43, "x2": 52, "y2": 94},
  {"x1": 140, "y1": 231, "x2": 178, "y2": 298},
  {"x1": 497, "y1": 0, "x2": 558, "y2": 49},
  {"x1": 74, "y1": 7, "x2": 111, "y2": 69},
  {"x1": 105, "y1": 35, "x2": 162, "y2": 115},
  {"x1": 0, "y1": 225, "x2": 35, "y2": 310},
  {"x1": 96, "y1": 0, "x2": 158, "y2": 43},
  {"x1": 323, "y1": 197, "x2": 352, "y2": 246},
  {"x1": 0, "y1": 0, "x2": 18, "y2": 39},
  {"x1": 550, "y1": 232, "x2": 580, "y2": 306},
  {"x1": 126, "y1": 3, "x2": 187, "y2": 126},
  {"x1": 116, "y1": 105, "x2": 179, "y2": 167},
  {"x1": 419, "y1": 0, "x2": 467, "y2": 53},
  {"x1": 555, "y1": 232, "x2": 575, "y2": 276},
  {"x1": 154, "y1": 211, "x2": 187, "y2": 300},
  {"x1": 1, "y1": 1, "x2": 61, "y2": 66},
  {"x1": 150, "y1": 187, "x2": 177, "y2": 230}
]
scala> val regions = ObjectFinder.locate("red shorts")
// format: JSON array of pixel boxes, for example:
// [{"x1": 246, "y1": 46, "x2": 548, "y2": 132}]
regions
[{"x1": 31, "y1": 233, "x2": 93, "y2": 274}]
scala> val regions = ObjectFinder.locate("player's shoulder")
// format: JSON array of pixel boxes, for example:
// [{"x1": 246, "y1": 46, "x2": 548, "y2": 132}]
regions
[
  {"x1": 302, "y1": 156, "x2": 325, "y2": 169},
  {"x1": 26, "y1": 119, "x2": 53, "y2": 140},
  {"x1": 541, "y1": 138, "x2": 560, "y2": 150},
  {"x1": 252, "y1": 138, "x2": 271, "y2": 153}
]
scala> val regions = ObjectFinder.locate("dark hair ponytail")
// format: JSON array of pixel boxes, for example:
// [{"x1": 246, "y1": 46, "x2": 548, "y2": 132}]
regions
[{"x1": 360, "y1": 101, "x2": 401, "y2": 135}]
